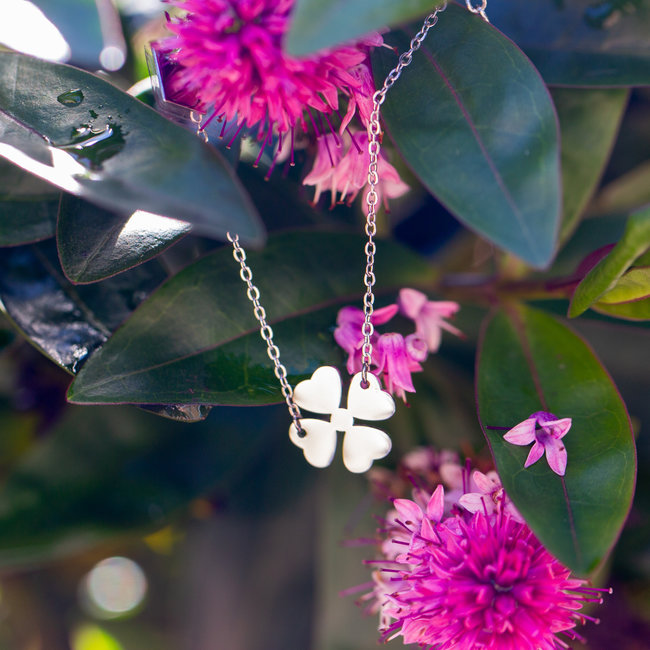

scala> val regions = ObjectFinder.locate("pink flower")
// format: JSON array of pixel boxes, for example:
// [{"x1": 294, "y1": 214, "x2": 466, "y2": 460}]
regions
[
  {"x1": 156, "y1": 0, "x2": 381, "y2": 147},
  {"x1": 398, "y1": 288, "x2": 462, "y2": 352},
  {"x1": 303, "y1": 129, "x2": 409, "y2": 208},
  {"x1": 458, "y1": 469, "x2": 524, "y2": 523},
  {"x1": 504, "y1": 411, "x2": 572, "y2": 476},
  {"x1": 362, "y1": 472, "x2": 608, "y2": 649},
  {"x1": 374, "y1": 333, "x2": 423, "y2": 402},
  {"x1": 333, "y1": 304, "x2": 398, "y2": 375}
]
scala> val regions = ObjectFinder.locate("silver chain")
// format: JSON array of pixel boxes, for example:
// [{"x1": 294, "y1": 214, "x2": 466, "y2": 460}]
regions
[
  {"x1": 466, "y1": 0, "x2": 489, "y2": 22},
  {"x1": 226, "y1": 232, "x2": 305, "y2": 435},
  {"x1": 214, "y1": 1, "x2": 486, "y2": 419},
  {"x1": 360, "y1": 0, "x2": 452, "y2": 385}
]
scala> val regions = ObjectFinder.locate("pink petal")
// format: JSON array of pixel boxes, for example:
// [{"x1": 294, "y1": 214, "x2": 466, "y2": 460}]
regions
[
  {"x1": 545, "y1": 417, "x2": 572, "y2": 440},
  {"x1": 472, "y1": 470, "x2": 500, "y2": 494},
  {"x1": 458, "y1": 493, "x2": 488, "y2": 514},
  {"x1": 426, "y1": 484, "x2": 445, "y2": 522},
  {"x1": 405, "y1": 333, "x2": 428, "y2": 362},
  {"x1": 523, "y1": 441, "x2": 545, "y2": 468},
  {"x1": 398, "y1": 288, "x2": 427, "y2": 320},
  {"x1": 393, "y1": 498, "x2": 422, "y2": 527},
  {"x1": 503, "y1": 419, "x2": 537, "y2": 445},
  {"x1": 372, "y1": 303, "x2": 399, "y2": 325},
  {"x1": 544, "y1": 438, "x2": 568, "y2": 476}
]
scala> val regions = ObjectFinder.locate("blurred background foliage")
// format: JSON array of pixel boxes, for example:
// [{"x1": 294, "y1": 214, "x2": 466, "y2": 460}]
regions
[{"x1": 0, "y1": 0, "x2": 649, "y2": 649}]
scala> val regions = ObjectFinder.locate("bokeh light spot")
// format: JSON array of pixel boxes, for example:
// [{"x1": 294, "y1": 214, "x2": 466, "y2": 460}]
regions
[{"x1": 82, "y1": 556, "x2": 147, "y2": 618}]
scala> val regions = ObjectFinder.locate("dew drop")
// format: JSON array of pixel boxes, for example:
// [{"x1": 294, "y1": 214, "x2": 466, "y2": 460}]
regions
[
  {"x1": 55, "y1": 122, "x2": 126, "y2": 170},
  {"x1": 57, "y1": 89, "x2": 84, "y2": 106}
]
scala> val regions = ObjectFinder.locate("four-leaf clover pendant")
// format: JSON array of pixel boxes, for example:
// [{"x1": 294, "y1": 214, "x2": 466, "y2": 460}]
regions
[{"x1": 288, "y1": 366, "x2": 395, "y2": 473}]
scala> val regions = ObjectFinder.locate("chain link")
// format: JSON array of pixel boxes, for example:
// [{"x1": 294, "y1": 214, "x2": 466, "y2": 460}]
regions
[
  {"x1": 226, "y1": 232, "x2": 305, "y2": 436},
  {"x1": 361, "y1": 0, "x2": 450, "y2": 386},
  {"x1": 466, "y1": 0, "x2": 489, "y2": 22}
]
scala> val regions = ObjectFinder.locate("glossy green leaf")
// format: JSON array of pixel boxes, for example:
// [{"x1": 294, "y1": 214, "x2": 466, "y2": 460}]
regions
[
  {"x1": 57, "y1": 194, "x2": 191, "y2": 284},
  {"x1": 555, "y1": 88, "x2": 628, "y2": 244},
  {"x1": 0, "y1": 243, "x2": 165, "y2": 374},
  {"x1": 0, "y1": 161, "x2": 59, "y2": 245},
  {"x1": 68, "y1": 231, "x2": 436, "y2": 405},
  {"x1": 286, "y1": 0, "x2": 442, "y2": 56},
  {"x1": 569, "y1": 205, "x2": 650, "y2": 317},
  {"x1": 477, "y1": 305, "x2": 635, "y2": 574},
  {"x1": 0, "y1": 52, "x2": 264, "y2": 245},
  {"x1": 0, "y1": 403, "x2": 310, "y2": 566},
  {"x1": 593, "y1": 296, "x2": 650, "y2": 321},
  {"x1": 598, "y1": 267, "x2": 650, "y2": 304},
  {"x1": 490, "y1": 0, "x2": 650, "y2": 86},
  {"x1": 588, "y1": 160, "x2": 650, "y2": 218},
  {"x1": 0, "y1": 243, "x2": 207, "y2": 422},
  {"x1": 374, "y1": 5, "x2": 560, "y2": 268}
]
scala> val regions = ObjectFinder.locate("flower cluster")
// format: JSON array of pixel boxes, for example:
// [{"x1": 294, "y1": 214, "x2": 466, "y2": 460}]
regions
[
  {"x1": 334, "y1": 289, "x2": 461, "y2": 401},
  {"x1": 154, "y1": 0, "x2": 409, "y2": 206},
  {"x1": 358, "y1": 450, "x2": 608, "y2": 649}
]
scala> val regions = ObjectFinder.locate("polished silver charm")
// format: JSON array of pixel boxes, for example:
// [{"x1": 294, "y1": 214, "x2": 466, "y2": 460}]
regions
[{"x1": 288, "y1": 366, "x2": 395, "y2": 473}]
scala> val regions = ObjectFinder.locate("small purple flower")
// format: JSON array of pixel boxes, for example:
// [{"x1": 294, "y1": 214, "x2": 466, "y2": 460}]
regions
[
  {"x1": 398, "y1": 288, "x2": 462, "y2": 352},
  {"x1": 503, "y1": 411, "x2": 572, "y2": 476},
  {"x1": 375, "y1": 332, "x2": 423, "y2": 402},
  {"x1": 333, "y1": 304, "x2": 397, "y2": 375}
]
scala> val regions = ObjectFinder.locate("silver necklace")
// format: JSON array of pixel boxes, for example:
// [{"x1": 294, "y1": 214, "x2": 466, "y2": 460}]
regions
[{"x1": 191, "y1": 2, "x2": 488, "y2": 472}]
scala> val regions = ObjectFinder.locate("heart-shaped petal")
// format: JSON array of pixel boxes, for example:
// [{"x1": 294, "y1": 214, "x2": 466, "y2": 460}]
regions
[
  {"x1": 293, "y1": 366, "x2": 341, "y2": 414},
  {"x1": 342, "y1": 425, "x2": 392, "y2": 473},
  {"x1": 289, "y1": 419, "x2": 337, "y2": 468},
  {"x1": 347, "y1": 372, "x2": 395, "y2": 421}
]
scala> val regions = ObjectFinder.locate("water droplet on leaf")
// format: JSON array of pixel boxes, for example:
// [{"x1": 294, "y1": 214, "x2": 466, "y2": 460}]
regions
[
  {"x1": 55, "y1": 123, "x2": 126, "y2": 170},
  {"x1": 57, "y1": 89, "x2": 84, "y2": 106}
]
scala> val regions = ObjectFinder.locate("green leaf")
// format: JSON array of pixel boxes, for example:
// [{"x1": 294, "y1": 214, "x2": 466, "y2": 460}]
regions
[
  {"x1": 593, "y1": 296, "x2": 650, "y2": 321},
  {"x1": 0, "y1": 52, "x2": 264, "y2": 246},
  {"x1": 477, "y1": 305, "x2": 635, "y2": 575},
  {"x1": 588, "y1": 160, "x2": 650, "y2": 218},
  {"x1": 0, "y1": 161, "x2": 59, "y2": 246},
  {"x1": 374, "y1": 5, "x2": 560, "y2": 268},
  {"x1": 554, "y1": 88, "x2": 628, "y2": 244},
  {"x1": 0, "y1": 243, "x2": 205, "y2": 421},
  {"x1": 0, "y1": 242, "x2": 165, "y2": 374},
  {"x1": 68, "y1": 231, "x2": 436, "y2": 405},
  {"x1": 569, "y1": 205, "x2": 650, "y2": 317},
  {"x1": 286, "y1": 0, "x2": 443, "y2": 56},
  {"x1": 57, "y1": 194, "x2": 191, "y2": 284},
  {"x1": 598, "y1": 267, "x2": 650, "y2": 304},
  {"x1": 0, "y1": 403, "x2": 311, "y2": 566},
  {"x1": 490, "y1": 0, "x2": 650, "y2": 86}
]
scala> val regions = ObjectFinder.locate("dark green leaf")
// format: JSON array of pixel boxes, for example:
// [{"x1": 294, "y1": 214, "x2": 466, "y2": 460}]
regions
[
  {"x1": 490, "y1": 0, "x2": 650, "y2": 86},
  {"x1": 0, "y1": 403, "x2": 310, "y2": 566},
  {"x1": 0, "y1": 243, "x2": 203, "y2": 421},
  {"x1": 57, "y1": 194, "x2": 191, "y2": 284},
  {"x1": 68, "y1": 231, "x2": 436, "y2": 405},
  {"x1": 286, "y1": 0, "x2": 443, "y2": 56},
  {"x1": 0, "y1": 52, "x2": 264, "y2": 246},
  {"x1": 555, "y1": 88, "x2": 628, "y2": 244},
  {"x1": 374, "y1": 5, "x2": 560, "y2": 268},
  {"x1": 0, "y1": 161, "x2": 59, "y2": 245},
  {"x1": 569, "y1": 205, "x2": 650, "y2": 317},
  {"x1": 477, "y1": 305, "x2": 635, "y2": 575},
  {"x1": 0, "y1": 242, "x2": 165, "y2": 373}
]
